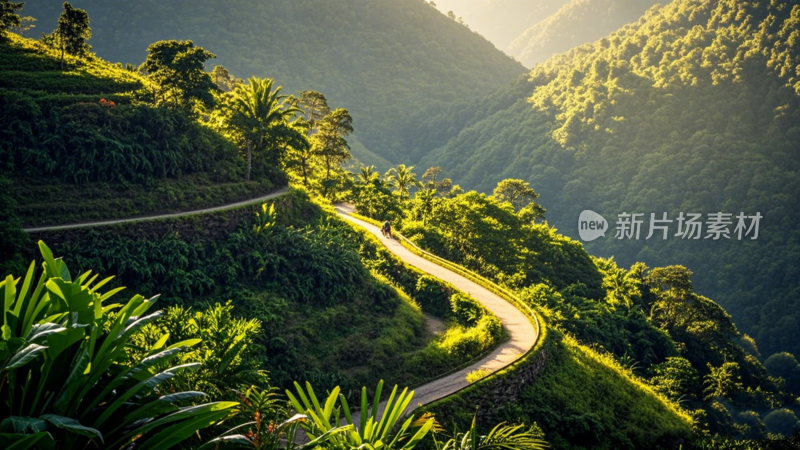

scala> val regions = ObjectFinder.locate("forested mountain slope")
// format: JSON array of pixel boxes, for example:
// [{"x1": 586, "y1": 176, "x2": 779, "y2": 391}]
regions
[
  {"x1": 22, "y1": 0, "x2": 525, "y2": 168},
  {"x1": 508, "y1": 0, "x2": 663, "y2": 66},
  {"x1": 421, "y1": 0, "x2": 800, "y2": 358}
]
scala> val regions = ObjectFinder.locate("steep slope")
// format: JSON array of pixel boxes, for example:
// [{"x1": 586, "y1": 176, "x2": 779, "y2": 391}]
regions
[
  {"x1": 22, "y1": 0, "x2": 526, "y2": 167},
  {"x1": 422, "y1": 0, "x2": 800, "y2": 358},
  {"x1": 508, "y1": 0, "x2": 663, "y2": 66},
  {"x1": 424, "y1": 328, "x2": 693, "y2": 450}
]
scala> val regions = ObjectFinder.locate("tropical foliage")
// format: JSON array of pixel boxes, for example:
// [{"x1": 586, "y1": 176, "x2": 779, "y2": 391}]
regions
[{"x1": 0, "y1": 241, "x2": 237, "y2": 449}]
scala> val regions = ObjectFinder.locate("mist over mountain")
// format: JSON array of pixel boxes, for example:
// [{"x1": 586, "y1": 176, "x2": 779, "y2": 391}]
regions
[
  {"x1": 433, "y1": 0, "x2": 569, "y2": 53},
  {"x1": 508, "y1": 0, "x2": 663, "y2": 66}
]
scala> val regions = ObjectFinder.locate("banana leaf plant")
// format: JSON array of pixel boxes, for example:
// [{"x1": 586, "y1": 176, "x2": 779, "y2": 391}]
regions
[
  {"x1": 434, "y1": 415, "x2": 548, "y2": 450},
  {"x1": 286, "y1": 379, "x2": 434, "y2": 450},
  {"x1": 0, "y1": 241, "x2": 238, "y2": 449}
]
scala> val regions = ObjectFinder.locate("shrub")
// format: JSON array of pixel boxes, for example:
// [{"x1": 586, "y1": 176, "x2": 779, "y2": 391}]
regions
[{"x1": 763, "y1": 409, "x2": 800, "y2": 438}]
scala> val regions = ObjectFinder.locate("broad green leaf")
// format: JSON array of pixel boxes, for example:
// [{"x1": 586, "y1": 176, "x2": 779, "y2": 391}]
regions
[
  {"x1": 12, "y1": 261, "x2": 36, "y2": 319},
  {"x1": 4, "y1": 274, "x2": 16, "y2": 318},
  {"x1": 41, "y1": 415, "x2": 102, "y2": 442},
  {"x1": 107, "y1": 402, "x2": 238, "y2": 450},
  {"x1": 5, "y1": 344, "x2": 47, "y2": 370},
  {"x1": 0, "y1": 417, "x2": 48, "y2": 433},
  {"x1": 135, "y1": 409, "x2": 232, "y2": 450},
  {"x1": 38, "y1": 242, "x2": 60, "y2": 280},
  {"x1": 26, "y1": 323, "x2": 66, "y2": 343},
  {"x1": 92, "y1": 363, "x2": 200, "y2": 427}
]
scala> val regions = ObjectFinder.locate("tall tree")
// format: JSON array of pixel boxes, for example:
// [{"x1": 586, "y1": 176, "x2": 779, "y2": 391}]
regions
[
  {"x1": 228, "y1": 76, "x2": 307, "y2": 181},
  {"x1": 422, "y1": 166, "x2": 442, "y2": 189},
  {"x1": 314, "y1": 108, "x2": 353, "y2": 196},
  {"x1": 211, "y1": 65, "x2": 238, "y2": 92},
  {"x1": 143, "y1": 40, "x2": 217, "y2": 110},
  {"x1": 45, "y1": 2, "x2": 91, "y2": 68},
  {"x1": 0, "y1": 0, "x2": 23, "y2": 37},
  {"x1": 298, "y1": 90, "x2": 330, "y2": 135},
  {"x1": 492, "y1": 179, "x2": 540, "y2": 211},
  {"x1": 385, "y1": 164, "x2": 421, "y2": 199}
]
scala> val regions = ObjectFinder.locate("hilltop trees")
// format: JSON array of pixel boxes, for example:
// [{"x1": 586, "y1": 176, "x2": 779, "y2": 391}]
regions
[
  {"x1": 0, "y1": 0, "x2": 23, "y2": 37},
  {"x1": 42, "y1": 2, "x2": 91, "y2": 68},
  {"x1": 143, "y1": 39, "x2": 217, "y2": 110},
  {"x1": 385, "y1": 164, "x2": 421, "y2": 199},
  {"x1": 314, "y1": 108, "x2": 353, "y2": 196}
]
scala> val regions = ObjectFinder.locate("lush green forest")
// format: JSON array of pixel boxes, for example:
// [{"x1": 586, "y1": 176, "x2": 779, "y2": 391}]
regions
[
  {"x1": 353, "y1": 173, "x2": 800, "y2": 445},
  {"x1": 508, "y1": 0, "x2": 663, "y2": 66},
  {"x1": 420, "y1": 0, "x2": 800, "y2": 365},
  {"x1": 20, "y1": 0, "x2": 526, "y2": 168},
  {"x1": 3, "y1": 0, "x2": 800, "y2": 448}
]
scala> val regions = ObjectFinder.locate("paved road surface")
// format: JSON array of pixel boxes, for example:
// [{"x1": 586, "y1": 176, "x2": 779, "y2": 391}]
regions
[{"x1": 23, "y1": 187, "x2": 290, "y2": 233}]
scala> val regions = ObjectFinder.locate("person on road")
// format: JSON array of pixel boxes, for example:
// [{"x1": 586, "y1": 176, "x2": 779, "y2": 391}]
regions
[{"x1": 382, "y1": 220, "x2": 392, "y2": 238}]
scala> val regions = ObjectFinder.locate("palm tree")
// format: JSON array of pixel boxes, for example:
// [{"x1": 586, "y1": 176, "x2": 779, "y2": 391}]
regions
[
  {"x1": 385, "y1": 164, "x2": 422, "y2": 199},
  {"x1": 229, "y1": 77, "x2": 308, "y2": 181},
  {"x1": 356, "y1": 165, "x2": 380, "y2": 185}
]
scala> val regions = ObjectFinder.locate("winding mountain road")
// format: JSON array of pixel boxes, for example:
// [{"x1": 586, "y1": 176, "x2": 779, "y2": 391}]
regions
[
  {"x1": 23, "y1": 191, "x2": 539, "y2": 414},
  {"x1": 334, "y1": 204, "x2": 537, "y2": 410}
]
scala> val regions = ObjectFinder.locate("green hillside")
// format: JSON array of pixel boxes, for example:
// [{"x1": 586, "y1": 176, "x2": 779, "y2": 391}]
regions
[
  {"x1": 508, "y1": 0, "x2": 663, "y2": 66},
  {"x1": 21, "y1": 0, "x2": 526, "y2": 167},
  {"x1": 425, "y1": 325, "x2": 694, "y2": 450},
  {"x1": 0, "y1": 32, "x2": 278, "y2": 228},
  {"x1": 421, "y1": 0, "x2": 800, "y2": 360}
]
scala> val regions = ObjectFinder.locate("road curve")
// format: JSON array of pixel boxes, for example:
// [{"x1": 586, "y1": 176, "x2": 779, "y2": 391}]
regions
[
  {"x1": 23, "y1": 187, "x2": 290, "y2": 233},
  {"x1": 334, "y1": 204, "x2": 538, "y2": 412},
  {"x1": 21, "y1": 189, "x2": 538, "y2": 420}
]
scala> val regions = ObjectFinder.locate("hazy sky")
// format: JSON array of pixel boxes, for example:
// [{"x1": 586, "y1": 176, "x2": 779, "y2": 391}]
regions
[{"x1": 430, "y1": 0, "x2": 568, "y2": 53}]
